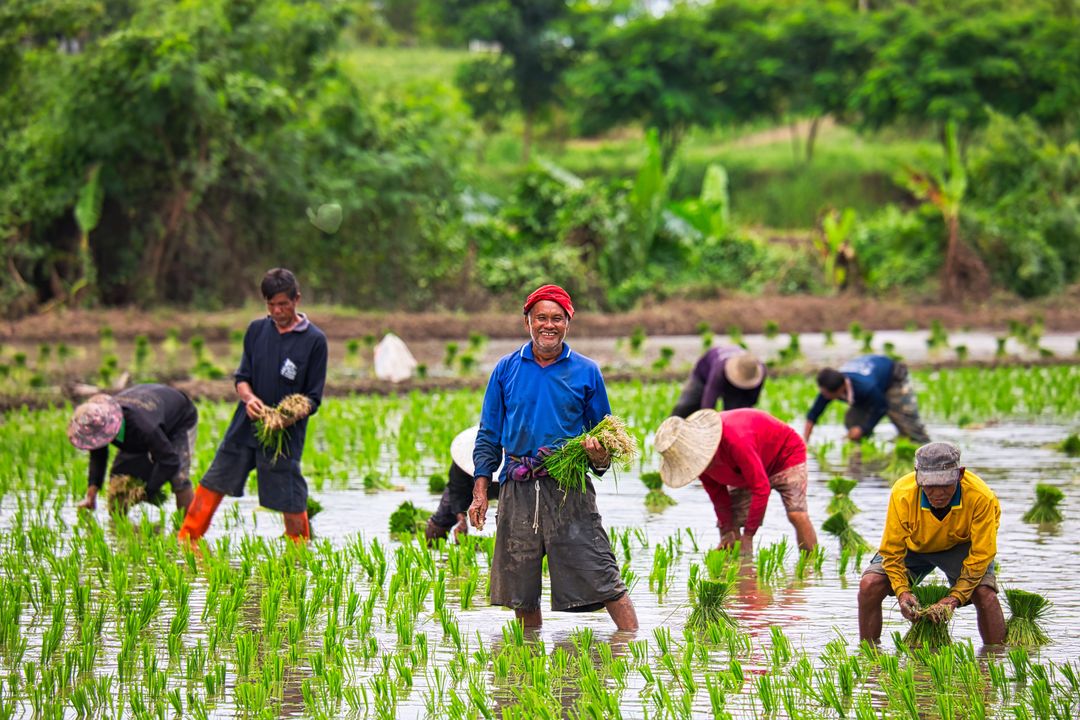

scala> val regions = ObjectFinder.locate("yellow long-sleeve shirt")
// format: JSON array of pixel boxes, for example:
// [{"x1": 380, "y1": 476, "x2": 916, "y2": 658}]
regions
[{"x1": 878, "y1": 470, "x2": 1000, "y2": 604}]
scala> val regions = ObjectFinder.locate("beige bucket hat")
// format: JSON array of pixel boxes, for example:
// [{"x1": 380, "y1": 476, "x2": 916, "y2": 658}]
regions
[
  {"x1": 450, "y1": 425, "x2": 504, "y2": 478},
  {"x1": 654, "y1": 409, "x2": 724, "y2": 488},
  {"x1": 724, "y1": 353, "x2": 765, "y2": 390}
]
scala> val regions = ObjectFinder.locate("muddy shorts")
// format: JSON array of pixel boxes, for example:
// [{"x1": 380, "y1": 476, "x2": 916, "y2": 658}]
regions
[
  {"x1": 844, "y1": 363, "x2": 930, "y2": 443},
  {"x1": 110, "y1": 424, "x2": 197, "y2": 500},
  {"x1": 198, "y1": 441, "x2": 308, "y2": 513},
  {"x1": 862, "y1": 542, "x2": 998, "y2": 605},
  {"x1": 490, "y1": 476, "x2": 626, "y2": 613},
  {"x1": 727, "y1": 462, "x2": 809, "y2": 528}
]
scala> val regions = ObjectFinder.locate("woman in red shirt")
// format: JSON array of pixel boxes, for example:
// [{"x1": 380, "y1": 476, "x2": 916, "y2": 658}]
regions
[{"x1": 655, "y1": 409, "x2": 818, "y2": 551}]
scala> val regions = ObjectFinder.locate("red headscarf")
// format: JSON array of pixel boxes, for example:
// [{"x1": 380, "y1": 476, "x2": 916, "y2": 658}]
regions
[{"x1": 523, "y1": 284, "x2": 574, "y2": 319}]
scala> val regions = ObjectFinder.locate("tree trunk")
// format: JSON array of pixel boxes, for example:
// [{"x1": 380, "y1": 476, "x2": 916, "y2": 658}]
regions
[
  {"x1": 805, "y1": 116, "x2": 822, "y2": 164},
  {"x1": 943, "y1": 212, "x2": 960, "y2": 301},
  {"x1": 790, "y1": 122, "x2": 801, "y2": 164}
]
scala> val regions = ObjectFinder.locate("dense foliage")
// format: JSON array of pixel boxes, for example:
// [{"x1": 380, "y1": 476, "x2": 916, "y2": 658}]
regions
[{"x1": 2, "y1": 0, "x2": 1079, "y2": 313}]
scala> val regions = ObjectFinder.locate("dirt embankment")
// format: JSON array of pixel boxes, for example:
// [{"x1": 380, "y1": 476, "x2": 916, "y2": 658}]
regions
[{"x1": 4, "y1": 293, "x2": 1080, "y2": 343}]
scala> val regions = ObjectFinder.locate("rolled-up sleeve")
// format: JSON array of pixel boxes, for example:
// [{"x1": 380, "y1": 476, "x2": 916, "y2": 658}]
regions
[{"x1": 474, "y1": 364, "x2": 505, "y2": 481}]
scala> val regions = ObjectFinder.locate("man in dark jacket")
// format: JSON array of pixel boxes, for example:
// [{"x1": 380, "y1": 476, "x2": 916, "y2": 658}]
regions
[
  {"x1": 178, "y1": 268, "x2": 328, "y2": 543},
  {"x1": 804, "y1": 354, "x2": 930, "y2": 443},
  {"x1": 69, "y1": 384, "x2": 198, "y2": 512}
]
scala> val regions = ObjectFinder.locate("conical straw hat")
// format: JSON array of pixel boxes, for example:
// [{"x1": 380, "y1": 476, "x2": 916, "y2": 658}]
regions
[
  {"x1": 654, "y1": 409, "x2": 724, "y2": 489},
  {"x1": 450, "y1": 425, "x2": 505, "y2": 478},
  {"x1": 724, "y1": 353, "x2": 765, "y2": 390}
]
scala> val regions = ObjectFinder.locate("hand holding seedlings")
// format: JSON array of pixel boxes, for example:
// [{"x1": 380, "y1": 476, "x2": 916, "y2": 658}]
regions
[
  {"x1": 930, "y1": 596, "x2": 961, "y2": 622},
  {"x1": 582, "y1": 436, "x2": 611, "y2": 467},
  {"x1": 899, "y1": 592, "x2": 920, "y2": 622},
  {"x1": 243, "y1": 394, "x2": 266, "y2": 420}
]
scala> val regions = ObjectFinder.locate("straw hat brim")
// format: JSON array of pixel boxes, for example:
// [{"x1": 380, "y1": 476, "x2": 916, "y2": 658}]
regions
[
  {"x1": 450, "y1": 426, "x2": 504, "y2": 478},
  {"x1": 656, "y1": 409, "x2": 724, "y2": 489},
  {"x1": 724, "y1": 355, "x2": 765, "y2": 390}
]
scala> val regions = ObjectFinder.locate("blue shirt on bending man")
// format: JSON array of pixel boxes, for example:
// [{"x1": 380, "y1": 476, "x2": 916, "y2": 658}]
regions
[
  {"x1": 804, "y1": 354, "x2": 930, "y2": 444},
  {"x1": 469, "y1": 284, "x2": 638, "y2": 631}
]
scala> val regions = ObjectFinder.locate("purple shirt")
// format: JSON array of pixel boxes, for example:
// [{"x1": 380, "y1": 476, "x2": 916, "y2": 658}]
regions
[{"x1": 692, "y1": 345, "x2": 765, "y2": 411}]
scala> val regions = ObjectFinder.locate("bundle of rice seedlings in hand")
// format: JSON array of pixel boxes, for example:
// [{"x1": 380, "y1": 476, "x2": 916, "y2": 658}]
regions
[
  {"x1": 821, "y1": 512, "x2": 871, "y2": 553},
  {"x1": 306, "y1": 496, "x2": 323, "y2": 521},
  {"x1": 543, "y1": 415, "x2": 638, "y2": 492},
  {"x1": 1004, "y1": 589, "x2": 1051, "y2": 646},
  {"x1": 826, "y1": 476, "x2": 860, "y2": 518},
  {"x1": 106, "y1": 474, "x2": 145, "y2": 514},
  {"x1": 904, "y1": 584, "x2": 954, "y2": 648},
  {"x1": 687, "y1": 578, "x2": 736, "y2": 630},
  {"x1": 641, "y1": 471, "x2": 677, "y2": 510},
  {"x1": 389, "y1": 501, "x2": 431, "y2": 539},
  {"x1": 1022, "y1": 484, "x2": 1064, "y2": 524},
  {"x1": 255, "y1": 394, "x2": 313, "y2": 461}
]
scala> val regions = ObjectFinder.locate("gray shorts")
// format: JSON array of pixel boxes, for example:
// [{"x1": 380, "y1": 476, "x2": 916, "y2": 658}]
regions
[
  {"x1": 198, "y1": 441, "x2": 308, "y2": 513},
  {"x1": 490, "y1": 476, "x2": 626, "y2": 613},
  {"x1": 111, "y1": 424, "x2": 197, "y2": 499},
  {"x1": 862, "y1": 542, "x2": 997, "y2": 605}
]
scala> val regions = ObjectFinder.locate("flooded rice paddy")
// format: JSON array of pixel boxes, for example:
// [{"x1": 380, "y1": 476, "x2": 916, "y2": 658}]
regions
[{"x1": 0, "y1": 365, "x2": 1077, "y2": 718}]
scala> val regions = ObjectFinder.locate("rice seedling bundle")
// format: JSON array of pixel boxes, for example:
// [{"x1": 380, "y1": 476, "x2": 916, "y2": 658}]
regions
[
  {"x1": 254, "y1": 394, "x2": 312, "y2": 461},
  {"x1": 389, "y1": 502, "x2": 431, "y2": 538},
  {"x1": 106, "y1": 475, "x2": 145, "y2": 514},
  {"x1": 1022, "y1": 484, "x2": 1064, "y2": 524},
  {"x1": 821, "y1": 513, "x2": 871, "y2": 553},
  {"x1": 687, "y1": 578, "x2": 735, "y2": 630},
  {"x1": 641, "y1": 471, "x2": 676, "y2": 510},
  {"x1": 903, "y1": 584, "x2": 953, "y2": 648},
  {"x1": 1004, "y1": 589, "x2": 1051, "y2": 646},
  {"x1": 543, "y1": 415, "x2": 638, "y2": 492},
  {"x1": 1058, "y1": 433, "x2": 1080, "y2": 457},
  {"x1": 826, "y1": 476, "x2": 860, "y2": 519}
]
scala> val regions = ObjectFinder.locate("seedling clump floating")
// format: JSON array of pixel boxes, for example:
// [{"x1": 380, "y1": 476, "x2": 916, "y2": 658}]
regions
[
  {"x1": 641, "y1": 471, "x2": 676, "y2": 510},
  {"x1": 389, "y1": 502, "x2": 431, "y2": 538},
  {"x1": 1022, "y1": 484, "x2": 1064, "y2": 524},
  {"x1": 543, "y1": 415, "x2": 638, "y2": 492},
  {"x1": 821, "y1": 512, "x2": 871, "y2": 553},
  {"x1": 1004, "y1": 589, "x2": 1051, "y2": 646},
  {"x1": 687, "y1": 578, "x2": 735, "y2": 630},
  {"x1": 825, "y1": 476, "x2": 859, "y2": 519}
]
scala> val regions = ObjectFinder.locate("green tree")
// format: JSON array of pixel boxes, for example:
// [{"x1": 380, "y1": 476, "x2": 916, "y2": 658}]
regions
[{"x1": 435, "y1": 0, "x2": 574, "y2": 162}]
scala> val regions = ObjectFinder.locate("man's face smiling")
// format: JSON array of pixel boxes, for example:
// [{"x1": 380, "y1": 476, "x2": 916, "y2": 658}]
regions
[
  {"x1": 526, "y1": 300, "x2": 568, "y2": 357},
  {"x1": 266, "y1": 291, "x2": 300, "y2": 329}
]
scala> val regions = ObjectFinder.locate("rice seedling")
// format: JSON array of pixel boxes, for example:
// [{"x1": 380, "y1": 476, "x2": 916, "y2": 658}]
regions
[
  {"x1": 652, "y1": 346, "x2": 675, "y2": 372},
  {"x1": 1005, "y1": 589, "x2": 1052, "y2": 646},
  {"x1": 1056, "y1": 433, "x2": 1080, "y2": 457},
  {"x1": 823, "y1": 328, "x2": 835, "y2": 346},
  {"x1": 629, "y1": 326, "x2": 646, "y2": 355},
  {"x1": 105, "y1": 474, "x2": 146, "y2": 514},
  {"x1": 822, "y1": 513, "x2": 871, "y2": 553},
  {"x1": 641, "y1": 471, "x2": 676, "y2": 510},
  {"x1": 389, "y1": 502, "x2": 431, "y2": 539},
  {"x1": 687, "y1": 578, "x2": 735, "y2": 630},
  {"x1": 861, "y1": 331, "x2": 874, "y2": 353},
  {"x1": 764, "y1": 320, "x2": 780, "y2": 339},
  {"x1": 429, "y1": 473, "x2": 448, "y2": 493},
  {"x1": 1023, "y1": 484, "x2": 1065, "y2": 524},
  {"x1": 253, "y1": 394, "x2": 312, "y2": 461},
  {"x1": 825, "y1": 476, "x2": 859, "y2": 519},
  {"x1": 543, "y1": 415, "x2": 638, "y2": 492},
  {"x1": 903, "y1": 584, "x2": 953, "y2": 648}
]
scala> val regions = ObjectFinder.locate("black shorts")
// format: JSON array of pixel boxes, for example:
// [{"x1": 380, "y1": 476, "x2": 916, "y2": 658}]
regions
[{"x1": 198, "y1": 441, "x2": 308, "y2": 513}]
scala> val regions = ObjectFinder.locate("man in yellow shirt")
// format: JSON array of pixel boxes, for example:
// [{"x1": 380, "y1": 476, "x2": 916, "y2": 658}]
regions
[{"x1": 858, "y1": 442, "x2": 1005, "y2": 645}]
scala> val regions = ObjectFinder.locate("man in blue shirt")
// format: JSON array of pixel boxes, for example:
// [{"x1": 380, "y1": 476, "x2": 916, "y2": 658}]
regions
[
  {"x1": 178, "y1": 268, "x2": 328, "y2": 543},
  {"x1": 804, "y1": 355, "x2": 929, "y2": 443},
  {"x1": 468, "y1": 284, "x2": 638, "y2": 631}
]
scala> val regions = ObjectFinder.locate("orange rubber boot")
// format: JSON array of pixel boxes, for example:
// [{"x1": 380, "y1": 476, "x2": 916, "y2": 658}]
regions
[
  {"x1": 177, "y1": 485, "x2": 224, "y2": 543},
  {"x1": 283, "y1": 511, "x2": 310, "y2": 542}
]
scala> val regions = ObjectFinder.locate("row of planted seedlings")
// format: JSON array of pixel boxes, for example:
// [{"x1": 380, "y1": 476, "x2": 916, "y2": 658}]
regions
[{"x1": 0, "y1": 490, "x2": 1077, "y2": 719}]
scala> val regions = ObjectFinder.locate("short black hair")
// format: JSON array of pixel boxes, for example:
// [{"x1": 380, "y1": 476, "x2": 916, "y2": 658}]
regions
[
  {"x1": 816, "y1": 368, "x2": 845, "y2": 392},
  {"x1": 260, "y1": 268, "x2": 299, "y2": 300}
]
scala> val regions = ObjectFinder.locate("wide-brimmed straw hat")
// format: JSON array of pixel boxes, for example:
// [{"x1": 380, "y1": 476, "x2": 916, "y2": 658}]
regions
[
  {"x1": 654, "y1": 409, "x2": 724, "y2": 488},
  {"x1": 914, "y1": 442, "x2": 963, "y2": 487},
  {"x1": 68, "y1": 394, "x2": 123, "y2": 450},
  {"x1": 724, "y1": 353, "x2": 765, "y2": 390},
  {"x1": 450, "y1": 426, "x2": 504, "y2": 478}
]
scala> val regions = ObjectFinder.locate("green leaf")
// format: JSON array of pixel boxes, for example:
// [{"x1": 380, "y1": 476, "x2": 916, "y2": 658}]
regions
[{"x1": 74, "y1": 165, "x2": 104, "y2": 236}]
